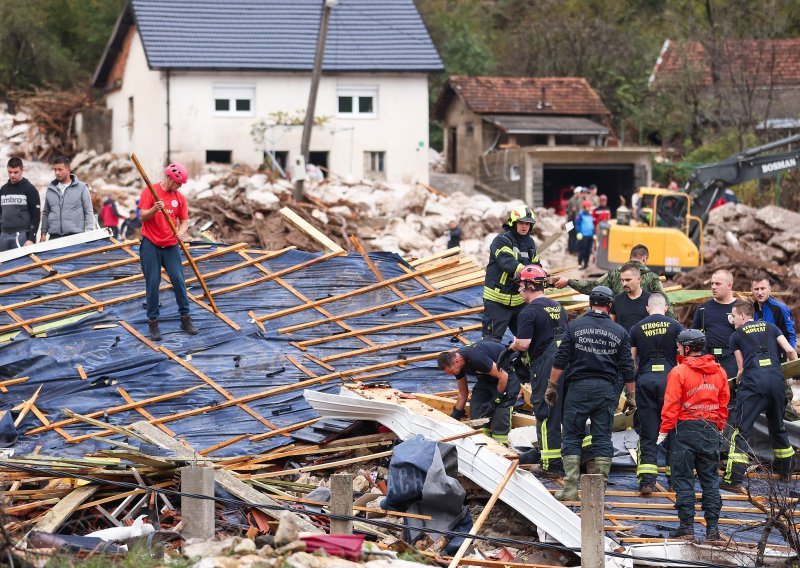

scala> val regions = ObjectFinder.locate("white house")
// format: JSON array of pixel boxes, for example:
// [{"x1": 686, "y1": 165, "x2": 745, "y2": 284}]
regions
[{"x1": 91, "y1": 0, "x2": 443, "y2": 184}]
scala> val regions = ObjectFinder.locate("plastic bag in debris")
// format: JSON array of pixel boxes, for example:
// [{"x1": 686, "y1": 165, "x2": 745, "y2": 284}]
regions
[{"x1": 381, "y1": 434, "x2": 472, "y2": 555}]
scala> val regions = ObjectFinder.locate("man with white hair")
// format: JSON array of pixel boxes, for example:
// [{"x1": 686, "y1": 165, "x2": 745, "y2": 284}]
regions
[{"x1": 629, "y1": 293, "x2": 683, "y2": 494}]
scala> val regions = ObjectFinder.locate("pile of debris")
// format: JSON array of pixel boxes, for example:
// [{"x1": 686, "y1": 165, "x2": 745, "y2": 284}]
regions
[
  {"x1": 674, "y1": 202, "x2": 800, "y2": 320},
  {"x1": 4, "y1": 91, "x2": 92, "y2": 161},
  {"x1": 61, "y1": 149, "x2": 574, "y2": 269}
]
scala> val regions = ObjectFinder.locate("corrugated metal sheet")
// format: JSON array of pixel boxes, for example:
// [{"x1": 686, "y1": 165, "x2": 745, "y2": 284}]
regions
[{"x1": 483, "y1": 115, "x2": 609, "y2": 136}]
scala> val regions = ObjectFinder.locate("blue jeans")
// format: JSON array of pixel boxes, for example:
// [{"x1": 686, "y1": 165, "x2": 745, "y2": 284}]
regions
[
  {"x1": 670, "y1": 420, "x2": 721, "y2": 525},
  {"x1": 140, "y1": 237, "x2": 190, "y2": 320}
]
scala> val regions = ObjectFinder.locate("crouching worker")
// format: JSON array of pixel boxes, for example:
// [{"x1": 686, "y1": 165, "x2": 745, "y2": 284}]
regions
[
  {"x1": 659, "y1": 329, "x2": 729, "y2": 542},
  {"x1": 139, "y1": 162, "x2": 198, "y2": 341},
  {"x1": 437, "y1": 340, "x2": 520, "y2": 445}
]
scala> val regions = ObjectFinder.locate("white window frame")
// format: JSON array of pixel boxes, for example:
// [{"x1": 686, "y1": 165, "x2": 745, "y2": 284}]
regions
[
  {"x1": 213, "y1": 85, "x2": 255, "y2": 117},
  {"x1": 337, "y1": 87, "x2": 378, "y2": 118}
]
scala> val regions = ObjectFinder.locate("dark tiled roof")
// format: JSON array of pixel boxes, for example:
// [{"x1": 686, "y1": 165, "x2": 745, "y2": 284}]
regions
[
  {"x1": 434, "y1": 76, "x2": 610, "y2": 120},
  {"x1": 94, "y1": 0, "x2": 442, "y2": 85},
  {"x1": 650, "y1": 39, "x2": 800, "y2": 88}
]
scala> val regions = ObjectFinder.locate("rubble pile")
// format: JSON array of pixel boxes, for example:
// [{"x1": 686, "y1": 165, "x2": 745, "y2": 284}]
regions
[
  {"x1": 674, "y1": 202, "x2": 800, "y2": 320},
  {"x1": 62, "y1": 149, "x2": 574, "y2": 268},
  {"x1": 4, "y1": 91, "x2": 92, "y2": 161}
]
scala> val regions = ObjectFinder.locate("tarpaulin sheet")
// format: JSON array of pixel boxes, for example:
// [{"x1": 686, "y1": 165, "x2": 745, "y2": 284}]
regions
[{"x1": 0, "y1": 239, "x2": 483, "y2": 457}]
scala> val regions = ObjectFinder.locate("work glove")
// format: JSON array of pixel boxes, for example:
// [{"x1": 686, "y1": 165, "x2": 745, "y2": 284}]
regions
[
  {"x1": 623, "y1": 392, "x2": 637, "y2": 415},
  {"x1": 656, "y1": 432, "x2": 668, "y2": 446},
  {"x1": 544, "y1": 382, "x2": 558, "y2": 407},
  {"x1": 449, "y1": 407, "x2": 466, "y2": 420}
]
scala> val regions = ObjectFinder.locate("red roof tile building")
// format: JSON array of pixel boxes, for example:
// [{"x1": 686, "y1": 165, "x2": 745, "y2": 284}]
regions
[
  {"x1": 649, "y1": 39, "x2": 800, "y2": 131},
  {"x1": 433, "y1": 76, "x2": 655, "y2": 212}
]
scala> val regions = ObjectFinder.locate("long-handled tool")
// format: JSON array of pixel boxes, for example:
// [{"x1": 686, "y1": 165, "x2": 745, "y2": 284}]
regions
[{"x1": 130, "y1": 154, "x2": 219, "y2": 314}]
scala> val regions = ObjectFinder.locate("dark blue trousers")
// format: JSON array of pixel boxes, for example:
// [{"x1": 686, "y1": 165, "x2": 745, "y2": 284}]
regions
[
  {"x1": 670, "y1": 420, "x2": 722, "y2": 525},
  {"x1": 481, "y1": 300, "x2": 524, "y2": 342},
  {"x1": 724, "y1": 369, "x2": 794, "y2": 484},
  {"x1": 634, "y1": 367, "x2": 671, "y2": 485},
  {"x1": 562, "y1": 378, "x2": 616, "y2": 458},
  {"x1": 140, "y1": 237, "x2": 190, "y2": 320},
  {"x1": 531, "y1": 341, "x2": 563, "y2": 470}
]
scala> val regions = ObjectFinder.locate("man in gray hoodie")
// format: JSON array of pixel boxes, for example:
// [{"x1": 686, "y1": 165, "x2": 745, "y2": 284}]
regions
[{"x1": 40, "y1": 156, "x2": 94, "y2": 240}]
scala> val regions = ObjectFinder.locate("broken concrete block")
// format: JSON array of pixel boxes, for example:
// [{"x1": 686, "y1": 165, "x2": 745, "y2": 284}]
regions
[{"x1": 275, "y1": 510, "x2": 300, "y2": 546}]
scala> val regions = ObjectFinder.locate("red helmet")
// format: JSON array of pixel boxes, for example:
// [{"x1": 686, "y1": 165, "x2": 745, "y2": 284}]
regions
[
  {"x1": 516, "y1": 264, "x2": 549, "y2": 289},
  {"x1": 164, "y1": 162, "x2": 188, "y2": 184}
]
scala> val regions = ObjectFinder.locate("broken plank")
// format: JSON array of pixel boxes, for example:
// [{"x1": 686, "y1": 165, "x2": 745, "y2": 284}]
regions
[
  {"x1": 129, "y1": 421, "x2": 322, "y2": 534},
  {"x1": 278, "y1": 207, "x2": 344, "y2": 254},
  {"x1": 31, "y1": 485, "x2": 98, "y2": 533}
]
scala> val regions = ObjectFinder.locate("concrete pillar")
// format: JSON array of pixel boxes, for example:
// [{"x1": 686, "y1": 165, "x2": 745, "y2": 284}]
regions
[
  {"x1": 181, "y1": 466, "x2": 215, "y2": 539},
  {"x1": 547, "y1": 134, "x2": 556, "y2": 147},
  {"x1": 329, "y1": 472, "x2": 353, "y2": 534},
  {"x1": 580, "y1": 473, "x2": 604, "y2": 568}
]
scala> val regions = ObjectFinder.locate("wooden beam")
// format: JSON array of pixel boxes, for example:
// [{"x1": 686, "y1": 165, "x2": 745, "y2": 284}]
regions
[
  {"x1": 258, "y1": 257, "x2": 459, "y2": 322},
  {"x1": 277, "y1": 277, "x2": 484, "y2": 334},
  {"x1": 319, "y1": 324, "x2": 481, "y2": 363},
  {"x1": 278, "y1": 207, "x2": 344, "y2": 253},
  {"x1": 240, "y1": 251, "x2": 376, "y2": 349},
  {"x1": 31, "y1": 485, "x2": 98, "y2": 534}
]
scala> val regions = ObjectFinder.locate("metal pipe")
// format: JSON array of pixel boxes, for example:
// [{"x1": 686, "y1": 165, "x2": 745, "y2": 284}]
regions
[{"x1": 166, "y1": 69, "x2": 171, "y2": 164}]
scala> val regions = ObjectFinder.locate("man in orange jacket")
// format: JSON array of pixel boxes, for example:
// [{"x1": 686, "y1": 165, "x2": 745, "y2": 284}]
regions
[{"x1": 659, "y1": 329, "x2": 730, "y2": 542}]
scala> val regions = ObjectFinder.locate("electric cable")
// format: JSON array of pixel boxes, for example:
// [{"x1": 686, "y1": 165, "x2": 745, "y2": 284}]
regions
[{"x1": 0, "y1": 460, "x2": 742, "y2": 567}]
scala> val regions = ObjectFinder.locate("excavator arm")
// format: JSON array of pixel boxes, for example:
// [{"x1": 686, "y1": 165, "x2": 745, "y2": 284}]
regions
[{"x1": 687, "y1": 134, "x2": 800, "y2": 223}]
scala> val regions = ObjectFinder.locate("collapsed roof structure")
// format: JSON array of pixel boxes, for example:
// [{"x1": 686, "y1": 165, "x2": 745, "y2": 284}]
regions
[{"x1": 0, "y1": 213, "x2": 798, "y2": 566}]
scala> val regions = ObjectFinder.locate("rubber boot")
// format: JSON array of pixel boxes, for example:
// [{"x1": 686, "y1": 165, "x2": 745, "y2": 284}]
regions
[
  {"x1": 705, "y1": 521, "x2": 723, "y2": 544},
  {"x1": 639, "y1": 473, "x2": 656, "y2": 495},
  {"x1": 534, "y1": 459, "x2": 565, "y2": 480},
  {"x1": 180, "y1": 314, "x2": 198, "y2": 335},
  {"x1": 584, "y1": 459, "x2": 597, "y2": 474},
  {"x1": 594, "y1": 456, "x2": 613, "y2": 490},
  {"x1": 555, "y1": 455, "x2": 581, "y2": 501},
  {"x1": 668, "y1": 522, "x2": 695, "y2": 541},
  {"x1": 148, "y1": 319, "x2": 162, "y2": 342}
]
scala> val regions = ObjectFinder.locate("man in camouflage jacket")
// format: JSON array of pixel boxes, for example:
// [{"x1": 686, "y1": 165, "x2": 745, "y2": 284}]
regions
[{"x1": 552, "y1": 244, "x2": 675, "y2": 318}]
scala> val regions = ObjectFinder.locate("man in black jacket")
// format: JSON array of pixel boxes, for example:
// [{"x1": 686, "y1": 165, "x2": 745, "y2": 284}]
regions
[
  {"x1": 545, "y1": 286, "x2": 636, "y2": 499},
  {"x1": 482, "y1": 205, "x2": 540, "y2": 341},
  {"x1": 0, "y1": 157, "x2": 41, "y2": 252}
]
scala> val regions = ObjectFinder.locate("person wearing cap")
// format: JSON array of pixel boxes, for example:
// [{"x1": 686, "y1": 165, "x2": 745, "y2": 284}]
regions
[
  {"x1": 545, "y1": 286, "x2": 636, "y2": 500},
  {"x1": 659, "y1": 328, "x2": 729, "y2": 542},
  {"x1": 139, "y1": 162, "x2": 197, "y2": 341},
  {"x1": 575, "y1": 199, "x2": 595, "y2": 269},
  {"x1": 587, "y1": 183, "x2": 600, "y2": 208},
  {"x1": 482, "y1": 204, "x2": 540, "y2": 342}
]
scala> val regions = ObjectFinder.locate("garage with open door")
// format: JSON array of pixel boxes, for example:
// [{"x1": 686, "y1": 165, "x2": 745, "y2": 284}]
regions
[{"x1": 543, "y1": 164, "x2": 635, "y2": 216}]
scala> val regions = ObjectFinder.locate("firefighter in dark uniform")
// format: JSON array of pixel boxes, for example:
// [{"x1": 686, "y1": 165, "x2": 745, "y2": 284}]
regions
[
  {"x1": 545, "y1": 286, "x2": 636, "y2": 500},
  {"x1": 721, "y1": 300, "x2": 798, "y2": 491},
  {"x1": 691, "y1": 269, "x2": 738, "y2": 389},
  {"x1": 629, "y1": 293, "x2": 683, "y2": 494},
  {"x1": 437, "y1": 340, "x2": 521, "y2": 445},
  {"x1": 482, "y1": 205, "x2": 540, "y2": 342},
  {"x1": 509, "y1": 265, "x2": 568, "y2": 477}
]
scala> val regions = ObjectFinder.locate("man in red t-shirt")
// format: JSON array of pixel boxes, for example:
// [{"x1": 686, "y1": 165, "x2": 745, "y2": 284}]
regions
[{"x1": 139, "y1": 162, "x2": 197, "y2": 341}]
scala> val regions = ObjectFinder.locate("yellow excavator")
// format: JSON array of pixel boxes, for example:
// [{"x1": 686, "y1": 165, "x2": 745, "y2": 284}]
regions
[{"x1": 596, "y1": 134, "x2": 800, "y2": 272}]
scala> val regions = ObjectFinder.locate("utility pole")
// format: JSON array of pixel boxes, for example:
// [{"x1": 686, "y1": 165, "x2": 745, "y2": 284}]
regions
[{"x1": 295, "y1": 0, "x2": 336, "y2": 201}]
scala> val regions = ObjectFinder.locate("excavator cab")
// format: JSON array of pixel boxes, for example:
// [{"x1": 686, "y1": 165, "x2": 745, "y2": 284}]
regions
[{"x1": 596, "y1": 187, "x2": 703, "y2": 273}]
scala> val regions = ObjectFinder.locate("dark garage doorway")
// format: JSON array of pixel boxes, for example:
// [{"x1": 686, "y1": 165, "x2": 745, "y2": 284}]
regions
[{"x1": 543, "y1": 164, "x2": 635, "y2": 217}]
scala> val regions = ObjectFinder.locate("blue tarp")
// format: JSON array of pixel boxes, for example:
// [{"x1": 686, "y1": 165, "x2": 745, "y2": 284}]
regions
[{"x1": 0, "y1": 239, "x2": 484, "y2": 457}]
